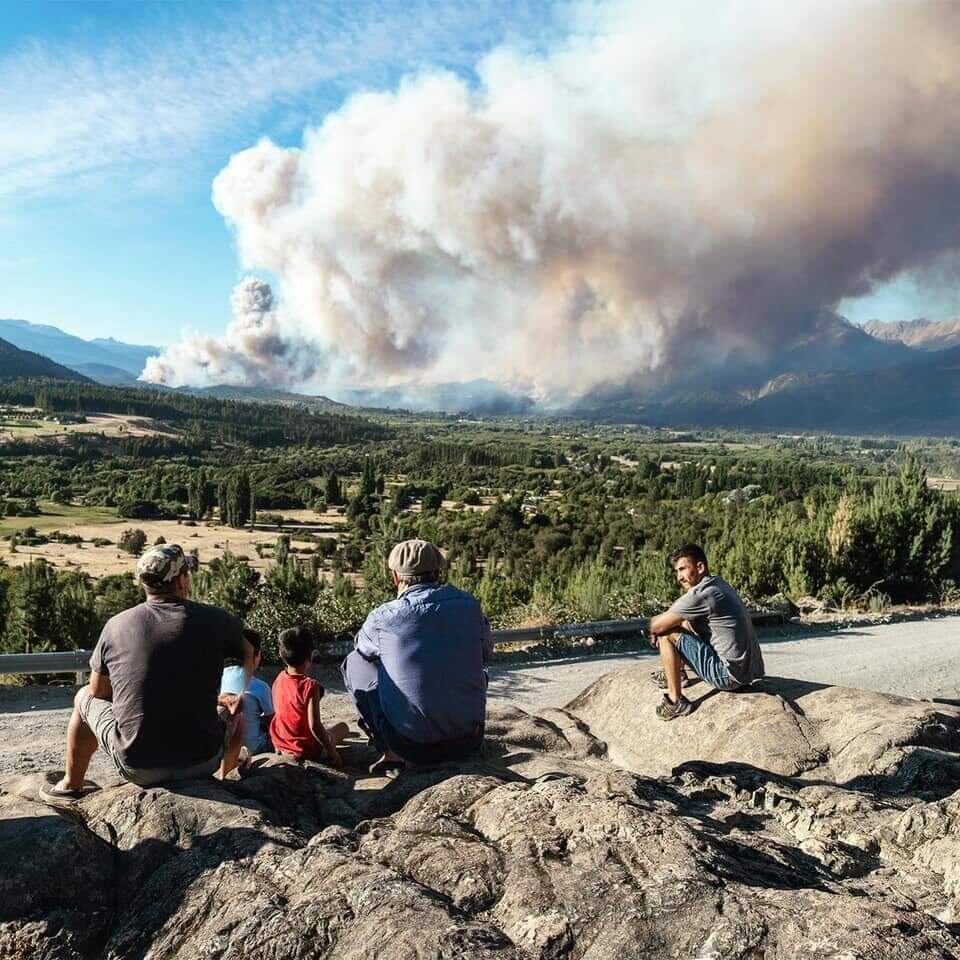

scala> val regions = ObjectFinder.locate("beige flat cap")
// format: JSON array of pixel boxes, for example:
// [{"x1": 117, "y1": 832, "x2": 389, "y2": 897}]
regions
[{"x1": 387, "y1": 539, "x2": 446, "y2": 577}]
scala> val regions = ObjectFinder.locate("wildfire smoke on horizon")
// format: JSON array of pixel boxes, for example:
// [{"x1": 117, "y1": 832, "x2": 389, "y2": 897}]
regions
[{"x1": 143, "y1": 0, "x2": 960, "y2": 399}]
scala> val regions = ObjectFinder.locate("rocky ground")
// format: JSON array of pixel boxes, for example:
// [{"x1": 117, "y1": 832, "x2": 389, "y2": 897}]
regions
[{"x1": 2, "y1": 654, "x2": 960, "y2": 959}]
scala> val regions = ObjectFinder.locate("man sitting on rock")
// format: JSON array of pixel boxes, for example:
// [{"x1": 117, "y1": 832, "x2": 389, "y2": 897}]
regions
[
  {"x1": 342, "y1": 538, "x2": 493, "y2": 776},
  {"x1": 41, "y1": 544, "x2": 256, "y2": 801},
  {"x1": 648, "y1": 543, "x2": 764, "y2": 720}
]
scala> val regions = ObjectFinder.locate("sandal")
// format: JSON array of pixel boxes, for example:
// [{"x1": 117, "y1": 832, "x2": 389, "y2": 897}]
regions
[{"x1": 655, "y1": 695, "x2": 694, "y2": 721}]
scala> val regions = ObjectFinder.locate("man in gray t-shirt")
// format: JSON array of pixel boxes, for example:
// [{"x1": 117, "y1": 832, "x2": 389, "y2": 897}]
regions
[
  {"x1": 648, "y1": 544, "x2": 764, "y2": 720},
  {"x1": 42, "y1": 544, "x2": 256, "y2": 802}
]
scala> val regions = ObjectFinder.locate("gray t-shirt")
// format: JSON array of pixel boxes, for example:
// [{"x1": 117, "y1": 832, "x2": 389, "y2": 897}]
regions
[
  {"x1": 90, "y1": 597, "x2": 246, "y2": 769},
  {"x1": 669, "y1": 575, "x2": 765, "y2": 683}
]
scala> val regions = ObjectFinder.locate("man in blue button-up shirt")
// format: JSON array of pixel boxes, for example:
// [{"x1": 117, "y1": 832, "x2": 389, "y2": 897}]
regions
[{"x1": 342, "y1": 539, "x2": 493, "y2": 774}]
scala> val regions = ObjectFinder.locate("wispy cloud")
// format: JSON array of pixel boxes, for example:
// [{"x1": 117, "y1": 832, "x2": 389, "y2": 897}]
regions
[{"x1": 0, "y1": 0, "x2": 551, "y2": 205}]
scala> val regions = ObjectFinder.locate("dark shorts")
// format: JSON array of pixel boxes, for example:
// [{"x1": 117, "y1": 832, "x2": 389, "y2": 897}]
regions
[
  {"x1": 674, "y1": 632, "x2": 744, "y2": 691},
  {"x1": 77, "y1": 688, "x2": 238, "y2": 787}
]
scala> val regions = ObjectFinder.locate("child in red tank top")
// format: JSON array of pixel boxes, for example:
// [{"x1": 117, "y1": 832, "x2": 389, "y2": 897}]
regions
[{"x1": 269, "y1": 626, "x2": 348, "y2": 766}]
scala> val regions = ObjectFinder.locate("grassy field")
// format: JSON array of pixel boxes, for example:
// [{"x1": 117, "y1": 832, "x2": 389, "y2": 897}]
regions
[{"x1": 0, "y1": 502, "x2": 120, "y2": 538}]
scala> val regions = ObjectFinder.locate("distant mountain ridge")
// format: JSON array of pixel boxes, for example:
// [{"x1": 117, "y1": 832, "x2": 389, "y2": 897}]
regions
[
  {"x1": 2, "y1": 313, "x2": 958, "y2": 433},
  {"x1": 861, "y1": 317, "x2": 960, "y2": 351},
  {"x1": 181, "y1": 384, "x2": 347, "y2": 412},
  {"x1": 577, "y1": 345, "x2": 960, "y2": 435},
  {"x1": 0, "y1": 337, "x2": 91, "y2": 382},
  {"x1": 0, "y1": 319, "x2": 160, "y2": 378},
  {"x1": 69, "y1": 362, "x2": 144, "y2": 386}
]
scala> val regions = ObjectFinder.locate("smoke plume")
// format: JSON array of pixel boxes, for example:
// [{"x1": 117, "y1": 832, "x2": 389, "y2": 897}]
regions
[
  {"x1": 142, "y1": 277, "x2": 319, "y2": 387},
  {"x1": 144, "y1": 0, "x2": 960, "y2": 399}
]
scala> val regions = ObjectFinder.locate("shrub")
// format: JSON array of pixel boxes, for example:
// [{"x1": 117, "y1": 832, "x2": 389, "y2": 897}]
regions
[{"x1": 118, "y1": 528, "x2": 148, "y2": 556}]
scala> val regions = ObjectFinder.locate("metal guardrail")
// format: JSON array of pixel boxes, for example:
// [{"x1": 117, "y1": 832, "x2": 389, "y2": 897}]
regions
[
  {"x1": 0, "y1": 649, "x2": 94, "y2": 684},
  {"x1": 0, "y1": 611, "x2": 782, "y2": 677}
]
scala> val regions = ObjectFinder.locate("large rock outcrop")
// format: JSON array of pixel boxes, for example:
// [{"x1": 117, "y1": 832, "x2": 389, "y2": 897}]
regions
[
  {"x1": 567, "y1": 669, "x2": 960, "y2": 792},
  {"x1": 1, "y1": 670, "x2": 959, "y2": 959}
]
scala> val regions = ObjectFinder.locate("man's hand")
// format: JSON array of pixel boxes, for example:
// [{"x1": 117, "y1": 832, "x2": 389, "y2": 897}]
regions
[{"x1": 89, "y1": 669, "x2": 113, "y2": 701}]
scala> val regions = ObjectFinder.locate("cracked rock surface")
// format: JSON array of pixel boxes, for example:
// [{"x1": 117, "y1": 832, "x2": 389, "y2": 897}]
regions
[{"x1": 1, "y1": 670, "x2": 959, "y2": 959}]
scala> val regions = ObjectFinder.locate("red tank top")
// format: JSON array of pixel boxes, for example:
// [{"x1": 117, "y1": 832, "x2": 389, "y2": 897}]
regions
[{"x1": 269, "y1": 671, "x2": 325, "y2": 760}]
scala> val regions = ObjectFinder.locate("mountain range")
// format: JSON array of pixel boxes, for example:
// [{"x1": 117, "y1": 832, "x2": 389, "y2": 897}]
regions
[
  {"x1": 861, "y1": 318, "x2": 960, "y2": 352},
  {"x1": 0, "y1": 337, "x2": 90, "y2": 382},
  {"x1": 0, "y1": 319, "x2": 159, "y2": 385},
  {"x1": 580, "y1": 345, "x2": 960, "y2": 435},
  {"x1": 1, "y1": 314, "x2": 959, "y2": 433}
]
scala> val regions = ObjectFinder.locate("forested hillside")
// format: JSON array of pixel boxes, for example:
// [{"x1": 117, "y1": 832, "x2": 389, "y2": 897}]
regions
[{"x1": 0, "y1": 341, "x2": 90, "y2": 383}]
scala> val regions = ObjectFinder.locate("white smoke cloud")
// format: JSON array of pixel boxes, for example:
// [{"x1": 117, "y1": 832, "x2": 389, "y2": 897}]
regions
[
  {"x1": 145, "y1": 0, "x2": 960, "y2": 398},
  {"x1": 141, "y1": 276, "x2": 320, "y2": 387}
]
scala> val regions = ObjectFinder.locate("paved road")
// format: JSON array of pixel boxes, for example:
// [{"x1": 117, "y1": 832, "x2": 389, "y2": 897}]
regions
[{"x1": 486, "y1": 616, "x2": 960, "y2": 712}]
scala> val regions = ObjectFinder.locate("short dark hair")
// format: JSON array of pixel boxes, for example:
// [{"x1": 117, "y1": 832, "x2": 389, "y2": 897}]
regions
[
  {"x1": 670, "y1": 543, "x2": 708, "y2": 568},
  {"x1": 243, "y1": 628, "x2": 262, "y2": 656},
  {"x1": 278, "y1": 626, "x2": 313, "y2": 667}
]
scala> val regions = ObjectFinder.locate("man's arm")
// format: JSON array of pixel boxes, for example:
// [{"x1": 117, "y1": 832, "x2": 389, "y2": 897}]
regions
[
  {"x1": 649, "y1": 609, "x2": 686, "y2": 638},
  {"x1": 650, "y1": 590, "x2": 710, "y2": 643},
  {"x1": 355, "y1": 610, "x2": 381, "y2": 661},
  {"x1": 307, "y1": 688, "x2": 343, "y2": 769},
  {"x1": 88, "y1": 669, "x2": 113, "y2": 700},
  {"x1": 240, "y1": 634, "x2": 256, "y2": 690}
]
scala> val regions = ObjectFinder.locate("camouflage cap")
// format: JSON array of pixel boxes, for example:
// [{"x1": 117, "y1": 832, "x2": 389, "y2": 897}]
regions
[
  {"x1": 136, "y1": 543, "x2": 198, "y2": 587},
  {"x1": 387, "y1": 539, "x2": 446, "y2": 578}
]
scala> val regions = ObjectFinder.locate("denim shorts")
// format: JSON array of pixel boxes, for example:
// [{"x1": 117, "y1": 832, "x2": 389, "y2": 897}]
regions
[
  {"x1": 77, "y1": 688, "x2": 233, "y2": 787},
  {"x1": 674, "y1": 632, "x2": 744, "y2": 691}
]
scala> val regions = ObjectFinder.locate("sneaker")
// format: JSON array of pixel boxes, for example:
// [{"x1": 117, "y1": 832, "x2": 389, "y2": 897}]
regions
[
  {"x1": 656, "y1": 695, "x2": 694, "y2": 721},
  {"x1": 650, "y1": 669, "x2": 699, "y2": 690}
]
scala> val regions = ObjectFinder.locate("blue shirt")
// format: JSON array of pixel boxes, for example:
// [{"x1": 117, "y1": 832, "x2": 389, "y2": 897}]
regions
[
  {"x1": 355, "y1": 582, "x2": 493, "y2": 743},
  {"x1": 220, "y1": 665, "x2": 275, "y2": 754}
]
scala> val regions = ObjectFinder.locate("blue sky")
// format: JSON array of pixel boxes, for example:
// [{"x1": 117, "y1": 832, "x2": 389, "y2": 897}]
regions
[
  {"x1": 0, "y1": 0, "x2": 556, "y2": 346},
  {"x1": 0, "y1": 0, "x2": 953, "y2": 352}
]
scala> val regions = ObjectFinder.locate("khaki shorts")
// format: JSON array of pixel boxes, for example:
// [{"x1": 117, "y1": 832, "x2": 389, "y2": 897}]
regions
[{"x1": 77, "y1": 688, "x2": 239, "y2": 788}]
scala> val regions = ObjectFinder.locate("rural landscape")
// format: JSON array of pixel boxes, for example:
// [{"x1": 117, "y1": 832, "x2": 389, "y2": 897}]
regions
[
  {"x1": 3, "y1": 1, "x2": 960, "y2": 958},
  {"x1": 0, "y1": 366, "x2": 958, "y2": 662}
]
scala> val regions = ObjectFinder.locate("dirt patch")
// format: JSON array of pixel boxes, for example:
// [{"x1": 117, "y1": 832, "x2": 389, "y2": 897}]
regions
[
  {"x1": 5, "y1": 510, "x2": 348, "y2": 576},
  {"x1": 0, "y1": 408, "x2": 179, "y2": 443}
]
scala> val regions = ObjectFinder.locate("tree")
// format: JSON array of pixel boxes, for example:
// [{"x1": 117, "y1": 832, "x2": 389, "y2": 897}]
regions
[
  {"x1": 360, "y1": 458, "x2": 377, "y2": 498},
  {"x1": 192, "y1": 550, "x2": 261, "y2": 619},
  {"x1": 217, "y1": 479, "x2": 229, "y2": 525},
  {"x1": 836, "y1": 456, "x2": 954, "y2": 601},
  {"x1": 325, "y1": 471, "x2": 343, "y2": 506},
  {"x1": 3, "y1": 561, "x2": 59, "y2": 653},
  {"x1": 226, "y1": 470, "x2": 253, "y2": 529},
  {"x1": 119, "y1": 528, "x2": 148, "y2": 556}
]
